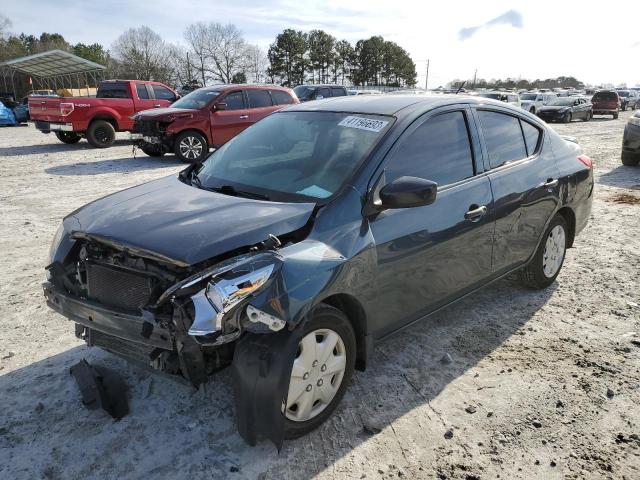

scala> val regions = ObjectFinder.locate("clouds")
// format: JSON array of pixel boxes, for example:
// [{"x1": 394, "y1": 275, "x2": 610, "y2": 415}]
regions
[
  {"x1": 633, "y1": 40, "x2": 640, "y2": 48},
  {"x1": 459, "y1": 9, "x2": 523, "y2": 40}
]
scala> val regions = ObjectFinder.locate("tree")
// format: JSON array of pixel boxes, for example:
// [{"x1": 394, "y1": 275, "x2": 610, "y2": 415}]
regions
[
  {"x1": 73, "y1": 43, "x2": 108, "y2": 65},
  {"x1": 245, "y1": 44, "x2": 268, "y2": 83},
  {"x1": 204, "y1": 23, "x2": 249, "y2": 84},
  {"x1": 184, "y1": 22, "x2": 209, "y2": 86},
  {"x1": 0, "y1": 14, "x2": 11, "y2": 40},
  {"x1": 231, "y1": 72, "x2": 247, "y2": 83},
  {"x1": 333, "y1": 40, "x2": 354, "y2": 85},
  {"x1": 112, "y1": 26, "x2": 172, "y2": 82},
  {"x1": 307, "y1": 30, "x2": 335, "y2": 83},
  {"x1": 352, "y1": 36, "x2": 385, "y2": 85},
  {"x1": 267, "y1": 29, "x2": 307, "y2": 86}
]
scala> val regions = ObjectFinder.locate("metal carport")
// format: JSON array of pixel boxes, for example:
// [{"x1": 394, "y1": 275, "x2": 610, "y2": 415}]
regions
[{"x1": 0, "y1": 49, "x2": 106, "y2": 99}]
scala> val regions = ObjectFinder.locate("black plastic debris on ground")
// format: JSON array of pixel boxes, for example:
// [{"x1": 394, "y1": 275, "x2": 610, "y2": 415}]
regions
[{"x1": 70, "y1": 359, "x2": 129, "y2": 420}]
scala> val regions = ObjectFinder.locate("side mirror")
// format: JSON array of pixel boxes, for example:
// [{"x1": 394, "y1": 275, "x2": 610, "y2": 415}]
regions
[
  {"x1": 378, "y1": 176, "x2": 438, "y2": 210},
  {"x1": 214, "y1": 102, "x2": 227, "y2": 111}
]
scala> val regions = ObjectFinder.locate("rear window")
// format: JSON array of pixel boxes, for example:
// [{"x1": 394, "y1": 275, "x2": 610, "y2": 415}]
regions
[
  {"x1": 97, "y1": 83, "x2": 130, "y2": 99},
  {"x1": 478, "y1": 110, "x2": 527, "y2": 168},
  {"x1": 593, "y1": 92, "x2": 618, "y2": 101},
  {"x1": 270, "y1": 90, "x2": 294, "y2": 105},
  {"x1": 247, "y1": 89, "x2": 273, "y2": 108}
]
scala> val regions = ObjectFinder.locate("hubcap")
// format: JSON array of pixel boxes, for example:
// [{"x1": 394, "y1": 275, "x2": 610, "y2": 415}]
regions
[
  {"x1": 285, "y1": 328, "x2": 346, "y2": 422},
  {"x1": 179, "y1": 136, "x2": 203, "y2": 160},
  {"x1": 542, "y1": 225, "x2": 566, "y2": 278}
]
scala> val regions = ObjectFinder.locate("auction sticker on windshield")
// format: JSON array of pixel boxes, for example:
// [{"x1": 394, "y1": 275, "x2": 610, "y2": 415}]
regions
[{"x1": 338, "y1": 116, "x2": 389, "y2": 132}]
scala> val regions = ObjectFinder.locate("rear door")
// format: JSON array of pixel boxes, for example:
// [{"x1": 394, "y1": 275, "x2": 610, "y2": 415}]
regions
[
  {"x1": 368, "y1": 106, "x2": 494, "y2": 337},
  {"x1": 246, "y1": 88, "x2": 276, "y2": 124},
  {"x1": 475, "y1": 108, "x2": 560, "y2": 275},
  {"x1": 134, "y1": 83, "x2": 158, "y2": 112},
  {"x1": 210, "y1": 89, "x2": 248, "y2": 146}
]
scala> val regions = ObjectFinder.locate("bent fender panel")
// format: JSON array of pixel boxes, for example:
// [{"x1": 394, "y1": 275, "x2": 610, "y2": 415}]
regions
[{"x1": 232, "y1": 327, "x2": 303, "y2": 448}]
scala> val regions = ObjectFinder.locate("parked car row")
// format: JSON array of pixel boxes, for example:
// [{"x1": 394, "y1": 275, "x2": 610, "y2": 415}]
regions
[{"x1": 43, "y1": 93, "x2": 594, "y2": 446}]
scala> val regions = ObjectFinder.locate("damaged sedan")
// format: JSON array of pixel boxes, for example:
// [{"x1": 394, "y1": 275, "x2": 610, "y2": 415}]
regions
[{"x1": 44, "y1": 95, "x2": 593, "y2": 448}]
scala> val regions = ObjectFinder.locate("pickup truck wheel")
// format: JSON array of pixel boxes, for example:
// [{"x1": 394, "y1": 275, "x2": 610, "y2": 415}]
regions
[
  {"x1": 175, "y1": 131, "x2": 208, "y2": 163},
  {"x1": 283, "y1": 303, "x2": 356, "y2": 439},
  {"x1": 140, "y1": 143, "x2": 165, "y2": 157},
  {"x1": 55, "y1": 131, "x2": 81, "y2": 144},
  {"x1": 621, "y1": 151, "x2": 640, "y2": 166},
  {"x1": 86, "y1": 120, "x2": 116, "y2": 148},
  {"x1": 613, "y1": 113, "x2": 619, "y2": 119},
  {"x1": 519, "y1": 215, "x2": 568, "y2": 289}
]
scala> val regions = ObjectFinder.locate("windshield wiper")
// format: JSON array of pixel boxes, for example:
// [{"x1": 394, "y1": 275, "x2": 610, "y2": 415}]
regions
[{"x1": 209, "y1": 185, "x2": 270, "y2": 201}]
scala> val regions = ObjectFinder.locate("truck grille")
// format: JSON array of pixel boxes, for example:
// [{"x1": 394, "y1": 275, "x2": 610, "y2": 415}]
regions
[{"x1": 86, "y1": 263, "x2": 153, "y2": 311}]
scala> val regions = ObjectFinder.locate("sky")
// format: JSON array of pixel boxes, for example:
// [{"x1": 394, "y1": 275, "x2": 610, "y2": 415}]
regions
[{"x1": 2, "y1": 0, "x2": 640, "y2": 87}]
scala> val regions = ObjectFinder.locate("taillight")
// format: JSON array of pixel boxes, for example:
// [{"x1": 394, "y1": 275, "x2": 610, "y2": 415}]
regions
[
  {"x1": 577, "y1": 154, "x2": 592, "y2": 168},
  {"x1": 60, "y1": 103, "x2": 74, "y2": 116}
]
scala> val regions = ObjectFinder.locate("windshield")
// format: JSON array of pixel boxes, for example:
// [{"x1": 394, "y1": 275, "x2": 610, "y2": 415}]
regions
[
  {"x1": 520, "y1": 93, "x2": 539, "y2": 101},
  {"x1": 478, "y1": 93, "x2": 501, "y2": 100},
  {"x1": 195, "y1": 111, "x2": 393, "y2": 201},
  {"x1": 293, "y1": 86, "x2": 315, "y2": 101},
  {"x1": 171, "y1": 89, "x2": 220, "y2": 109},
  {"x1": 617, "y1": 91, "x2": 630, "y2": 97},
  {"x1": 549, "y1": 98, "x2": 576, "y2": 106}
]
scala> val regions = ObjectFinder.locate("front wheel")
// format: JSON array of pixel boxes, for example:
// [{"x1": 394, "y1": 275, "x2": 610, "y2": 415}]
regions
[
  {"x1": 622, "y1": 151, "x2": 640, "y2": 166},
  {"x1": 519, "y1": 215, "x2": 568, "y2": 289},
  {"x1": 283, "y1": 303, "x2": 356, "y2": 439},
  {"x1": 174, "y1": 131, "x2": 208, "y2": 163},
  {"x1": 613, "y1": 112, "x2": 619, "y2": 119},
  {"x1": 584, "y1": 111, "x2": 591, "y2": 122},
  {"x1": 55, "y1": 131, "x2": 81, "y2": 144},
  {"x1": 564, "y1": 112, "x2": 572, "y2": 123}
]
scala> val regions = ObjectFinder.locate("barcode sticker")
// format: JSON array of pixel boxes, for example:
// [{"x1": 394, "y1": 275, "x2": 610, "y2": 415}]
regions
[{"x1": 338, "y1": 116, "x2": 388, "y2": 132}]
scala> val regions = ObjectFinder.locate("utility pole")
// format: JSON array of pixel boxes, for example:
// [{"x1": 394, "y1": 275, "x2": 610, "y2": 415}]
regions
[
  {"x1": 472, "y1": 68, "x2": 477, "y2": 88},
  {"x1": 425, "y1": 59, "x2": 430, "y2": 90}
]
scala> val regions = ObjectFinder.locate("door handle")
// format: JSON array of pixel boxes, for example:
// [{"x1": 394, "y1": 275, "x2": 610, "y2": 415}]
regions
[
  {"x1": 542, "y1": 178, "x2": 559, "y2": 188},
  {"x1": 464, "y1": 205, "x2": 487, "y2": 221},
  {"x1": 153, "y1": 104, "x2": 161, "y2": 108},
  {"x1": 239, "y1": 115, "x2": 249, "y2": 119}
]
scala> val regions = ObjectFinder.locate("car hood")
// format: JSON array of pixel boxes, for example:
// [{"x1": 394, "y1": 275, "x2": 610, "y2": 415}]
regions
[
  {"x1": 67, "y1": 175, "x2": 315, "y2": 266},
  {"x1": 132, "y1": 108, "x2": 198, "y2": 121}
]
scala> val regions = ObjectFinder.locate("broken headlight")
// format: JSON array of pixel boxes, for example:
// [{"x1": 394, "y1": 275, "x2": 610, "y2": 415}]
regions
[
  {"x1": 187, "y1": 261, "x2": 278, "y2": 339},
  {"x1": 48, "y1": 223, "x2": 66, "y2": 264}
]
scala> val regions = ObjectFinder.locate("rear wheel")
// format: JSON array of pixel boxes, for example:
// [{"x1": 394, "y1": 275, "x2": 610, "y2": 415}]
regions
[
  {"x1": 174, "y1": 131, "x2": 208, "y2": 163},
  {"x1": 86, "y1": 120, "x2": 116, "y2": 148},
  {"x1": 613, "y1": 112, "x2": 619, "y2": 119},
  {"x1": 519, "y1": 215, "x2": 568, "y2": 289},
  {"x1": 621, "y1": 151, "x2": 640, "y2": 166},
  {"x1": 55, "y1": 131, "x2": 81, "y2": 144},
  {"x1": 584, "y1": 111, "x2": 590, "y2": 122},
  {"x1": 283, "y1": 303, "x2": 356, "y2": 439}
]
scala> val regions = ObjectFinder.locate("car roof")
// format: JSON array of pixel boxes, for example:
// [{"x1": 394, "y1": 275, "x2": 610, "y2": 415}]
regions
[
  {"x1": 200, "y1": 84, "x2": 291, "y2": 92},
  {"x1": 284, "y1": 94, "x2": 522, "y2": 117}
]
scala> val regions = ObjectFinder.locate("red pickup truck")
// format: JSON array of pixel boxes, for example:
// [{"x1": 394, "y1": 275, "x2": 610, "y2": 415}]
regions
[{"x1": 29, "y1": 80, "x2": 178, "y2": 148}]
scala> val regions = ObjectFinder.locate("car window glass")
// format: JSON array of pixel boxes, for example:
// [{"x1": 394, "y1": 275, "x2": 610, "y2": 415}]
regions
[
  {"x1": 271, "y1": 90, "x2": 294, "y2": 105},
  {"x1": 478, "y1": 110, "x2": 528, "y2": 168},
  {"x1": 385, "y1": 111, "x2": 475, "y2": 187},
  {"x1": 331, "y1": 87, "x2": 346, "y2": 97},
  {"x1": 152, "y1": 85, "x2": 175, "y2": 101},
  {"x1": 97, "y1": 82, "x2": 130, "y2": 98},
  {"x1": 317, "y1": 88, "x2": 330, "y2": 98},
  {"x1": 520, "y1": 120, "x2": 541, "y2": 157},
  {"x1": 223, "y1": 91, "x2": 244, "y2": 110},
  {"x1": 247, "y1": 89, "x2": 273, "y2": 108},
  {"x1": 136, "y1": 84, "x2": 149, "y2": 99}
]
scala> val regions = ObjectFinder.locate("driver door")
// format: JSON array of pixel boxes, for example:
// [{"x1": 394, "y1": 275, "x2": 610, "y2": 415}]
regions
[{"x1": 367, "y1": 106, "x2": 495, "y2": 338}]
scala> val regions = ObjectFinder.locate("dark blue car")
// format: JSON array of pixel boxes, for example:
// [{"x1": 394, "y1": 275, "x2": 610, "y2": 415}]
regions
[{"x1": 44, "y1": 95, "x2": 594, "y2": 447}]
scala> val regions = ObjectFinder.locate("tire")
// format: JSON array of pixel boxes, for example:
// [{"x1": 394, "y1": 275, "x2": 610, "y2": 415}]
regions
[
  {"x1": 174, "y1": 131, "x2": 208, "y2": 163},
  {"x1": 55, "y1": 131, "x2": 81, "y2": 144},
  {"x1": 529, "y1": 107, "x2": 536, "y2": 114},
  {"x1": 519, "y1": 215, "x2": 568, "y2": 289},
  {"x1": 86, "y1": 120, "x2": 116, "y2": 148},
  {"x1": 613, "y1": 113, "x2": 619, "y2": 119},
  {"x1": 583, "y1": 111, "x2": 590, "y2": 122},
  {"x1": 140, "y1": 143, "x2": 165, "y2": 157},
  {"x1": 564, "y1": 112, "x2": 572, "y2": 123},
  {"x1": 621, "y1": 103, "x2": 627, "y2": 112},
  {"x1": 283, "y1": 303, "x2": 356, "y2": 440},
  {"x1": 621, "y1": 151, "x2": 640, "y2": 166}
]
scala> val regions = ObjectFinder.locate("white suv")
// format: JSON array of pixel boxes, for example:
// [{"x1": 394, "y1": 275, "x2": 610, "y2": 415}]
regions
[{"x1": 519, "y1": 92, "x2": 558, "y2": 114}]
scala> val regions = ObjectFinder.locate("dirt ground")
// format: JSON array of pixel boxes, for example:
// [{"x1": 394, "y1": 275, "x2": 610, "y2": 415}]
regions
[{"x1": 0, "y1": 112, "x2": 639, "y2": 480}]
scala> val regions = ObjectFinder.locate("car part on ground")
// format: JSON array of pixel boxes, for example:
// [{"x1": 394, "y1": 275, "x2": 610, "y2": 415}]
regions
[
  {"x1": 44, "y1": 95, "x2": 593, "y2": 447},
  {"x1": 70, "y1": 358, "x2": 129, "y2": 420}
]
